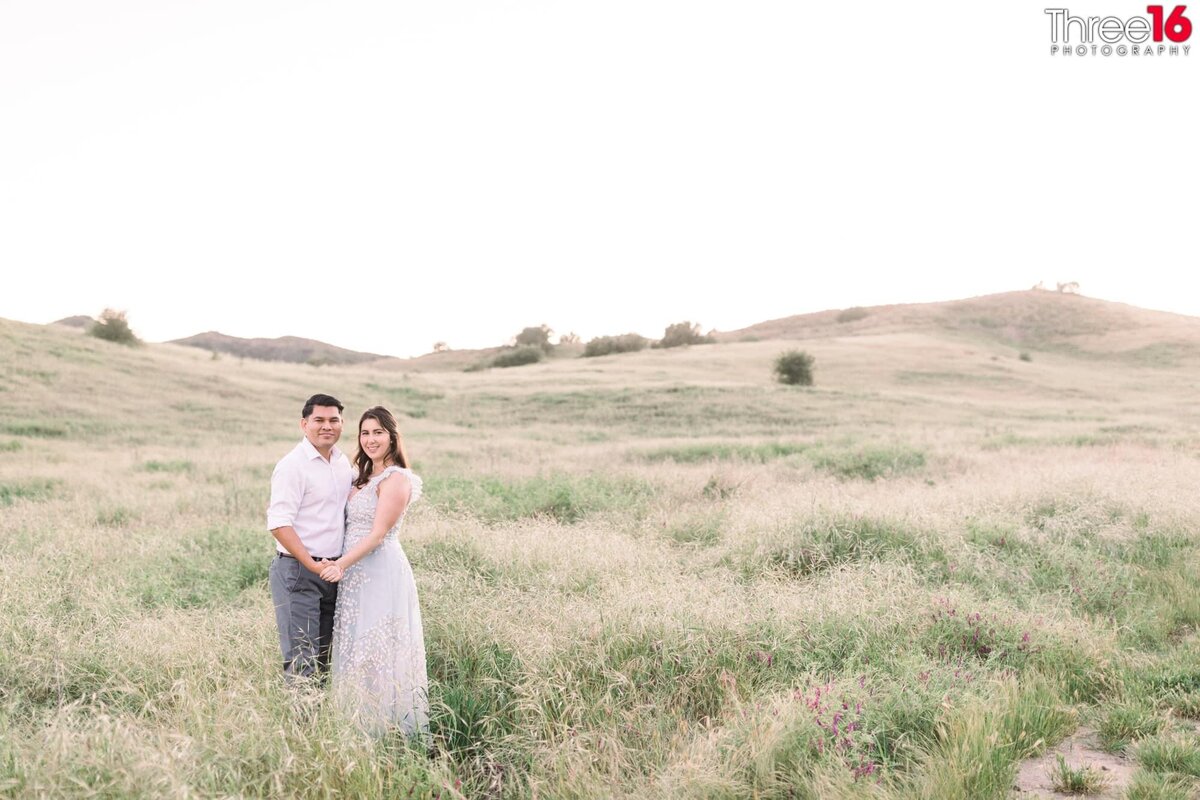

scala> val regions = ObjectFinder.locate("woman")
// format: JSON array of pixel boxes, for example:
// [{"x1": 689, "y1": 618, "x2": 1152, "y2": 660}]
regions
[{"x1": 320, "y1": 406, "x2": 429, "y2": 737}]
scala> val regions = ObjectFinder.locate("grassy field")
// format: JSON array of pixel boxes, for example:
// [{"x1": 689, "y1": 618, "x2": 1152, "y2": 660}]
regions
[{"x1": 4, "y1": 301, "x2": 1200, "y2": 799}]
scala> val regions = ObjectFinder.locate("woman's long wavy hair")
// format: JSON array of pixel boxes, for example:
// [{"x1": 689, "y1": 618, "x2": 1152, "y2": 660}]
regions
[{"x1": 353, "y1": 406, "x2": 409, "y2": 488}]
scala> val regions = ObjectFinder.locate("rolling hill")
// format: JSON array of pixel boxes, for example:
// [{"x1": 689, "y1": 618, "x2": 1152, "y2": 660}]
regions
[
  {"x1": 51, "y1": 315, "x2": 97, "y2": 329},
  {"x1": 169, "y1": 331, "x2": 393, "y2": 366},
  {"x1": 717, "y1": 290, "x2": 1200, "y2": 365},
  {"x1": 60, "y1": 290, "x2": 1200, "y2": 373}
]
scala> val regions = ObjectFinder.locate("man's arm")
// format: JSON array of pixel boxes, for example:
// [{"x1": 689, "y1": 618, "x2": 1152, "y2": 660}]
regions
[
  {"x1": 270, "y1": 525, "x2": 324, "y2": 575},
  {"x1": 266, "y1": 459, "x2": 323, "y2": 575}
]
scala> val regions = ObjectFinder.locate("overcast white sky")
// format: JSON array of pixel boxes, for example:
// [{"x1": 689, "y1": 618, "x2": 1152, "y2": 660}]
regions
[{"x1": 1, "y1": 2, "x2": 1196, "y2": 357}]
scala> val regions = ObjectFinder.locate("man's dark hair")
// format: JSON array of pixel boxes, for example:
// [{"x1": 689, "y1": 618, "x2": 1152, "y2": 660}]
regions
[{"x1": 303, "y1": 394, "x2": 344, "y2": 418}]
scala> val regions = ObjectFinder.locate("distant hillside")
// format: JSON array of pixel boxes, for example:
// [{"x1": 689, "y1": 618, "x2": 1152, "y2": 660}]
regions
[
  {"x1": 47, "y1": 290, "x2": 1200, "y2": 372},
  {"x1": 375, "y1": 343, "x2": 587, "y2": 373},
  {"x1": 718, "y1": 290, "x2": 1200, "y2": 364},
  {"x1": 52, "y1": 315, "x2": 95, "y2": 329},
  {"x1": 170, "y1": 331, "x2": 392, "y2": 366},
  {"x1": 380, "y1": 346, "x2": 505, "y2": 372}
]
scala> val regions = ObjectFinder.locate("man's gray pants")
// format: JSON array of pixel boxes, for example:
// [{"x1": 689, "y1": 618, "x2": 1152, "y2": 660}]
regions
[{"x1": 269, "y1": 555, "x2": 338, "y2": 679}]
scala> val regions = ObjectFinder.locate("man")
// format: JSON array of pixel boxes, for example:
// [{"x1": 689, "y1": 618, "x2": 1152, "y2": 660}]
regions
[{"x1": 267, "y1": 393, "x2": 354, "y2": 680}]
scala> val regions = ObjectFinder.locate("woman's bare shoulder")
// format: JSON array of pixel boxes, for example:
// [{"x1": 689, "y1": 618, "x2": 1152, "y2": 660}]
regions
[{"x1": 376, "y1": 467, "x2": 413, "y2": 498}]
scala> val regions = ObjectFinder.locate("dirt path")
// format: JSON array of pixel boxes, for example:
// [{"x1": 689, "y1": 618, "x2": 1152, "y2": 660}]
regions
[{"x1": 1012, "y1": 727, "x2": 1135, "y2": 799}]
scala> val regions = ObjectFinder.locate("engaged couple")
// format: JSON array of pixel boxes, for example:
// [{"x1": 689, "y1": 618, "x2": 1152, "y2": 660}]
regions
[{"x1": 266, "y1": 393, "x2": 428, "y2": 737}]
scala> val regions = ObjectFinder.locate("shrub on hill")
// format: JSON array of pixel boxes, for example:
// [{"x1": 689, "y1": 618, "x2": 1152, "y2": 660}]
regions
[
  {"x1": 583, "y1": 334, "x2": 649, "y2": 357},
  {"x1": 774, "y1": 350, "x2": 815, "y2": 386},
  {"x1": 492, "y1": 346, "x2": 544, "y2": 368},
  {"x1": 837, "y1": 306, "x2": 869, "y2": 323},
  {"x1": 514, "y1": 325, "x2": 554, "y2": 352},
  {"x1": 657, "y1": 321, "x2": 715, "y2": 349},
  {"x1": 88, "y1": 309, "x2": 140, "y2": 345}
]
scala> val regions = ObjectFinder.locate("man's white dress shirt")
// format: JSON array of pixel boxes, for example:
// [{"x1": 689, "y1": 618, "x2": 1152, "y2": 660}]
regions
[{"x1": 267, "y1": 438, "x2": 354, "y2": 558}]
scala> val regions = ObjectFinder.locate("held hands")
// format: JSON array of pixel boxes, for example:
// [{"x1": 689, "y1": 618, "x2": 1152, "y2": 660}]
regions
[{"x1": 317, "y1": 560, "x2": 346, "y2": 583}]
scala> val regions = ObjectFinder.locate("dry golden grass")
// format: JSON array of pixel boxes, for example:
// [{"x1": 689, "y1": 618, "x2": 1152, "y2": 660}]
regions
[{"x1": 3, "y1": 295, "x2": 1200, "y2": 798}]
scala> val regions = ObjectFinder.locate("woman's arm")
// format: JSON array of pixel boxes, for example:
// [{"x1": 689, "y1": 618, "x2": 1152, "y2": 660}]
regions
[{"x1": 322, "y1": 471, "x2": 412, "y2": 579}]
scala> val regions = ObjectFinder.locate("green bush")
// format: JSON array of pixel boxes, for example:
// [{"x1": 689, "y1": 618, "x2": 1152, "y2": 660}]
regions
[
  {"x1": 513, "y1": 324, "x2": 553, "y2": 351},
  {"x1": 583, "y1": 333, "x2": 649, "y2": 357},
  {"x1": 836, "y1": 307, "x2": 869, "y2": 323},
  {"x1": 774, "y1": 350, "x2": 815, "y2": 386},
  {"x1": 657, "y1": 321, "x2": 714, "y2": 349},
  {"x1": 88, "y1": 309, "x2": 140, "y2": 345},
  {"x1": 491, "y1": 346, "x2": 544, "y2": 368}
]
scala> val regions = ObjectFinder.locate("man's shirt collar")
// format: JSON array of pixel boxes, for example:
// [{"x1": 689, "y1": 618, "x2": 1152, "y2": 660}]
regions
[{"x1": 299, "y1": 437, "x2": 339, "y2": 462}]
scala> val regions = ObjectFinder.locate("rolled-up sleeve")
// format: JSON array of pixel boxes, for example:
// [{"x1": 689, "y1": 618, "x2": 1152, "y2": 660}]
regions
[{"x1": 267, "y1": 459, "x2": 302, "y2": 530}]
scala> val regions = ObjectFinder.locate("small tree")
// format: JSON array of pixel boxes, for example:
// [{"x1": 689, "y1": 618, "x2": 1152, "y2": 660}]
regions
[
  {"x1": 658, "y1": 321, "x2": 714, "y2": 349},
  {"x1": 774, "y1": 350, "x2": 815, "y2": 386},
  {"x1": 89, "y1": 309, "x2": 140, "y2": 345},
  {"x1": 514, "y1": 325, "x2": 553, "y2": 351},
  {"x1": 432, "y1": 341, "x2": 449, "y2": 353},
  {"x1": 558, "y1": 332, "x2": 581, "y2": 345}
]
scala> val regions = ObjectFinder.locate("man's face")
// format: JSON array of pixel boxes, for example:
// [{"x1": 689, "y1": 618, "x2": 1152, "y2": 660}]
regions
[{"x1": 301, "y1": 405, "x2": 343, "y2": 451}]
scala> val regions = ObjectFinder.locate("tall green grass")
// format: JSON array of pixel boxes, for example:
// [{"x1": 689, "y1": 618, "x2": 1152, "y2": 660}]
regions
[
  {"x1": 638, "y1": 441, "x2": 927, "y2": 481},
  {"x1": 740, "y1": 516, "x2": 943, "y2": 579},
  {"x1": 0, "y1": 479, "x2": 58, "y2": 506},
  {"x1": 135, "y1": 526, "x2": 269, "y2": 609},
  {"x1": 426, "y1": 473, "x2": 654, "y2": 524}
]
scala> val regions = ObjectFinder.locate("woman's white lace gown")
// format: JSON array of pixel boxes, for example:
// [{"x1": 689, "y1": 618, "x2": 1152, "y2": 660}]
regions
[{"x1": 332, "y1": 466, "x2": 429, "y2": 737}]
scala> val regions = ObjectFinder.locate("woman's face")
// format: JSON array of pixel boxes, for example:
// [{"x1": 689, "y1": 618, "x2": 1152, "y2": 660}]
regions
[{"x1": 359, "y1": 418, "x2": 392, "y2": 463}]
